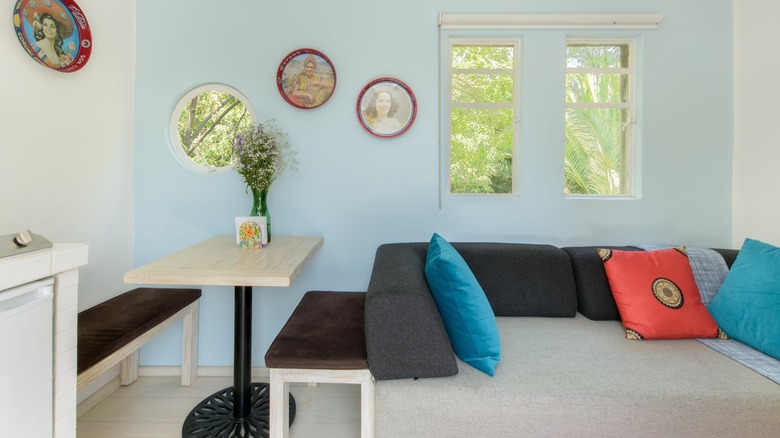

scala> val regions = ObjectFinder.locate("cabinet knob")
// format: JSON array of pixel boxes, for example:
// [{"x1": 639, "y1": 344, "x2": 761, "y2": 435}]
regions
[{"x1": 13, "y1": 230, "x2": 32, "y2": 247}]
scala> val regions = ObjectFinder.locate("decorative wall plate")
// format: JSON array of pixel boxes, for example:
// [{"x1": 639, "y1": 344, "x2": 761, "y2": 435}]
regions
[
  {"x1": 357, "y1": 77, "x2": 417, "y2": 138},
  {"x1": 277, "y1": 48, "x2": 336, "y2": 110},
  {"x1": 12, "y1": 0, "x2": 92, "y2": 73}
]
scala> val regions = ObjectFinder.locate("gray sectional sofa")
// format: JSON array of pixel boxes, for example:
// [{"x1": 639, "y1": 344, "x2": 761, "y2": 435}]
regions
[{"x1": 364, "y1": 242, "x2": 780, "y2": 438}]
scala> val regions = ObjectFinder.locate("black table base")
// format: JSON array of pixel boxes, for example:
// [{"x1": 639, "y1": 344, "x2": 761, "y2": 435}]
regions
[
  {"x1": 181, "y1": 383, "x2": 295, "y2": 437},
  {"x1": 182, "y1": 286, "x2": 295, "y2": 437}
]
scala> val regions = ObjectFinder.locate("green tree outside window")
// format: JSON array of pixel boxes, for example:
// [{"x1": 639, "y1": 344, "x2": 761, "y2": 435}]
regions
[
  {"x1": 565, "y1": 42, "x2": 633, "y2": 196},
  {"x1": 176, "y1": 90, "x2": 254, "y2": 169},
  {"x1": 449, "y1": 43, "x2": 517, "y2": 194}
]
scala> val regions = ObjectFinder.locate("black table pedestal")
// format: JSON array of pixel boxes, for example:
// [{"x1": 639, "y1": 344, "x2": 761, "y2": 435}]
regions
[{"x1": 182, "y1": 286, "x2": 296, "y2": 437}]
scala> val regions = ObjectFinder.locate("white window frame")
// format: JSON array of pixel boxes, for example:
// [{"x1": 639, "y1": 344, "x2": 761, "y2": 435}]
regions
[
  {"x1": 445, "y1": 38, "x2": 521, "y2": 196},
  {"x1": 565, "y1": 38, "x2": 637, "y2": 198}
]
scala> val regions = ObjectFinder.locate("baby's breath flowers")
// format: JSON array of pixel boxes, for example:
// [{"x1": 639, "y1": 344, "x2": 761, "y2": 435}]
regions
[{"x1": 233, "y1": 120, "x2": 296, "y2": 218}]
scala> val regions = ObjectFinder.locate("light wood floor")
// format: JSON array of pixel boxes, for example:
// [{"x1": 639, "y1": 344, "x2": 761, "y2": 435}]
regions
[{"x1": 77, "y1": 376, "x2": 361, "y2": 438}]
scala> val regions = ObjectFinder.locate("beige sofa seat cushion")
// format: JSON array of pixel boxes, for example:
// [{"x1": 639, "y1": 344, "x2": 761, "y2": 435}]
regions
[{"x1": 375, "y1": 316, "x2": 780, "y2": 438}]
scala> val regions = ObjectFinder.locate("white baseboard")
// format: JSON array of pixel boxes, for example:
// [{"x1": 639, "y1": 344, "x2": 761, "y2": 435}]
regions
[
  {"x1": 77, "y1": 377, "x2": 120, "y2": 418},
  {"x1": 77, "y1": 365, "x2": 273, "y2": 417},
  {"x1": 139, "y1": 365, "x2": 271, "y2": 380}
]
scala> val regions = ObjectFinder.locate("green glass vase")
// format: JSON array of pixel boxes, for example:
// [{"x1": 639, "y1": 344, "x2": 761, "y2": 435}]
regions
[{"x1": 250, "y1": 188, "x2": 271, "y2": 243}]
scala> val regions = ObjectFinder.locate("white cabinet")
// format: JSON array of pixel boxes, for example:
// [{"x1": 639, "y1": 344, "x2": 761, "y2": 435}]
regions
[
  {"x1": 0, "y1": 243, "x2": 88, "y2": 438},
  {"x1": 0, "y1": 279, "x2": 54, "y2": 438}
]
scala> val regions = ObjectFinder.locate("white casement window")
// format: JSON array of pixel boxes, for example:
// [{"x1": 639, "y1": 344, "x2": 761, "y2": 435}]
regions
[
  {"x1": 447, "y1": 40, "x2": 520, "y2": 195},
  {"x1": 564, "y1": 39, "x2": 636, "y2": 197}
]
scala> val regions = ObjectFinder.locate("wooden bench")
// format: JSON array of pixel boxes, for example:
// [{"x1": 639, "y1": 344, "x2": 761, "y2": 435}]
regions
[
  {"x1": 77, "y1": 287, "x2": 201, "y2": 389},
  {"x1": 265, "y1": 291, "x2": 374, "y2": 438}
]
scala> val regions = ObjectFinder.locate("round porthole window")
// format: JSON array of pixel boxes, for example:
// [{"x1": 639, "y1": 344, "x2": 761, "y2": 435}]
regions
[{"x1": 169, "y1": 84, "x2": 256, "y2": 173}]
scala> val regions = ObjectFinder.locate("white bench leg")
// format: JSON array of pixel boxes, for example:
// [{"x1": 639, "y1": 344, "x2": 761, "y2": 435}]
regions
[
  {"x1": 181, "y1": 301, "x2": 199, "y2": 386},
  {"x1": 270, "y1": 369, "x2": 290, "y2": 438},
  {"x1": 361, "y1": 371, "x2": 375, "y2": 438},
  {"x1": 268, "y1": 368, "x2": 375, "y2": 438},
  {"x1": 119, "y1": 350, "x2": 139, "y2": 385}
]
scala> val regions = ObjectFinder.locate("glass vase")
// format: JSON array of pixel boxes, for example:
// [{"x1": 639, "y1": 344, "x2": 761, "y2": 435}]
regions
[{"x1": 250, "y1": 188, "x2": 271, "y2": 243}]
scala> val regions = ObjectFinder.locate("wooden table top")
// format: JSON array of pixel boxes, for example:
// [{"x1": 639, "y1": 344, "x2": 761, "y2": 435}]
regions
[{"x1": 123, "y1": 236, "x2": 323, "y2": 287}]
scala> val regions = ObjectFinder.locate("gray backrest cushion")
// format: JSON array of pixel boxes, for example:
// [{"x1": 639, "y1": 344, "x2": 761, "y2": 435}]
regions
[
  {"x1": 452, "y1": 243, "x2": 577, "y2": 317},
  {"x1": 713, "y1": 248, "x2": 739, "y2": 268},
  {"x1": 562, "y1": 246, "x2": 641, "y2": 321}
]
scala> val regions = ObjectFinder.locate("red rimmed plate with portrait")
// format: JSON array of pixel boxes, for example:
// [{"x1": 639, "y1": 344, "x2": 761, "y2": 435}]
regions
[
  {"x1": 357, "y1": 77, "x2": 417, "y2": 138},
  {"x1": 277, "y1": 48, "x2": 337, "y2": 110},
  {"x1": 12, "y1": 0, "x2": 92, "y2": 73}
]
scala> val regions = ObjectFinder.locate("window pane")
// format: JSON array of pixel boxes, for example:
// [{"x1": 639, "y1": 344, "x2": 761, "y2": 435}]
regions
[
  {"x1": 452, "y1": 45, "x2": 514, "y2": 69},
  {"x1": 564, "y1": 108, "x2": 628, "y2": 195},
  {"x1": 566, "y1": 44, "x2": 628, "y2": 69},
  {"x1": 566, "y1": 73, "x2": 629, "y2": 103},
  {"x1": 450, "y1": 108, "x2": 514, "y2": 194},
  {"x1": 452, "y1": 73, "x2": 514, "y2": 104}
]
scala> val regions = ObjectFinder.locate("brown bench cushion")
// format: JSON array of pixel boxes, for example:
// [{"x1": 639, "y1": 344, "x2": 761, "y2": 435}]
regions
[
  {"x1": 265, "y1": 291, "x2": 367, "y2": 370},
  {"x1": 78, "y1": 287, "x2": 201, "y2": 374}
]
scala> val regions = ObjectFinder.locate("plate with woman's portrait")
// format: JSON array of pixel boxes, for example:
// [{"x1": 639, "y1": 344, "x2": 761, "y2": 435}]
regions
[
  {"x1": 277, "y1": 48, "x2": 337, "y2": 110},
  {"x1": 357, "y1": 78, "x2": 417, "y2": 138},
  {"x1": 12, "y1": 0, "x2": 92, "y2": 73}
]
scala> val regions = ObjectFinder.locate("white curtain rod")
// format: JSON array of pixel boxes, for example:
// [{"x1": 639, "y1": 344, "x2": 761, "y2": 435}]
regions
[{"x1": 438, "y1": 13, "x2": 663, "y2": 30}]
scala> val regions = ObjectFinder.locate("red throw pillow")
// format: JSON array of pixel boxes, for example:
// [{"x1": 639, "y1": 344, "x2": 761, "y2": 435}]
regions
[{"x1": 600, "y1": 247, "x2": 723, "y2": 340}]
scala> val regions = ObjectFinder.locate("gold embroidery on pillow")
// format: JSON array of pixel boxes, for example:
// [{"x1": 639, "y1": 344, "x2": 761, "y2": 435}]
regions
[
  {"x1": 625, "y1": 329, "x2": 644, "y2": 340},
  {"x1": 598, "y1": 248, "x2": 612, "y2": 262},
  {"x1": 651, "y1": 277, "x2": 684, "y2": 309},
  {"x1": 674, "y1": 246, "x2": 688, "y2": 257}
]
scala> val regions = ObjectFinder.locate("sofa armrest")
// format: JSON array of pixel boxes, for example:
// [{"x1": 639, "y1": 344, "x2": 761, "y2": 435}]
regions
[{"x1": 365, "y1": 243, "x2": 458, "y2": 380}]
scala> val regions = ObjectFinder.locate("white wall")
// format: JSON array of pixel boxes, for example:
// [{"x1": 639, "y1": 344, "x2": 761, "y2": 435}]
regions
[
  {"x1": 732, "y1": 0, "x2": 780, "y2": 247},
  {"x1": 0, "y1": 0, "x2": 136, "y2": 310}
]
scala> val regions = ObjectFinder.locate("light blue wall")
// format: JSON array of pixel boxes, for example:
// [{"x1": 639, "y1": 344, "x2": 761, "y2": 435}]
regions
[{"x1": 134, "y1": 0, "x2": 733, "y2": 366}]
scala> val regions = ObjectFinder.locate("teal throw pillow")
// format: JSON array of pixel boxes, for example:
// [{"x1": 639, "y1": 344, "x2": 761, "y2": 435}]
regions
[
  {"x1": 424, "y1": 233, "x2": 501, "y2": 376},
  {"x1": 708, "y1": 238, "x2": 780, "y2": 360}
]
